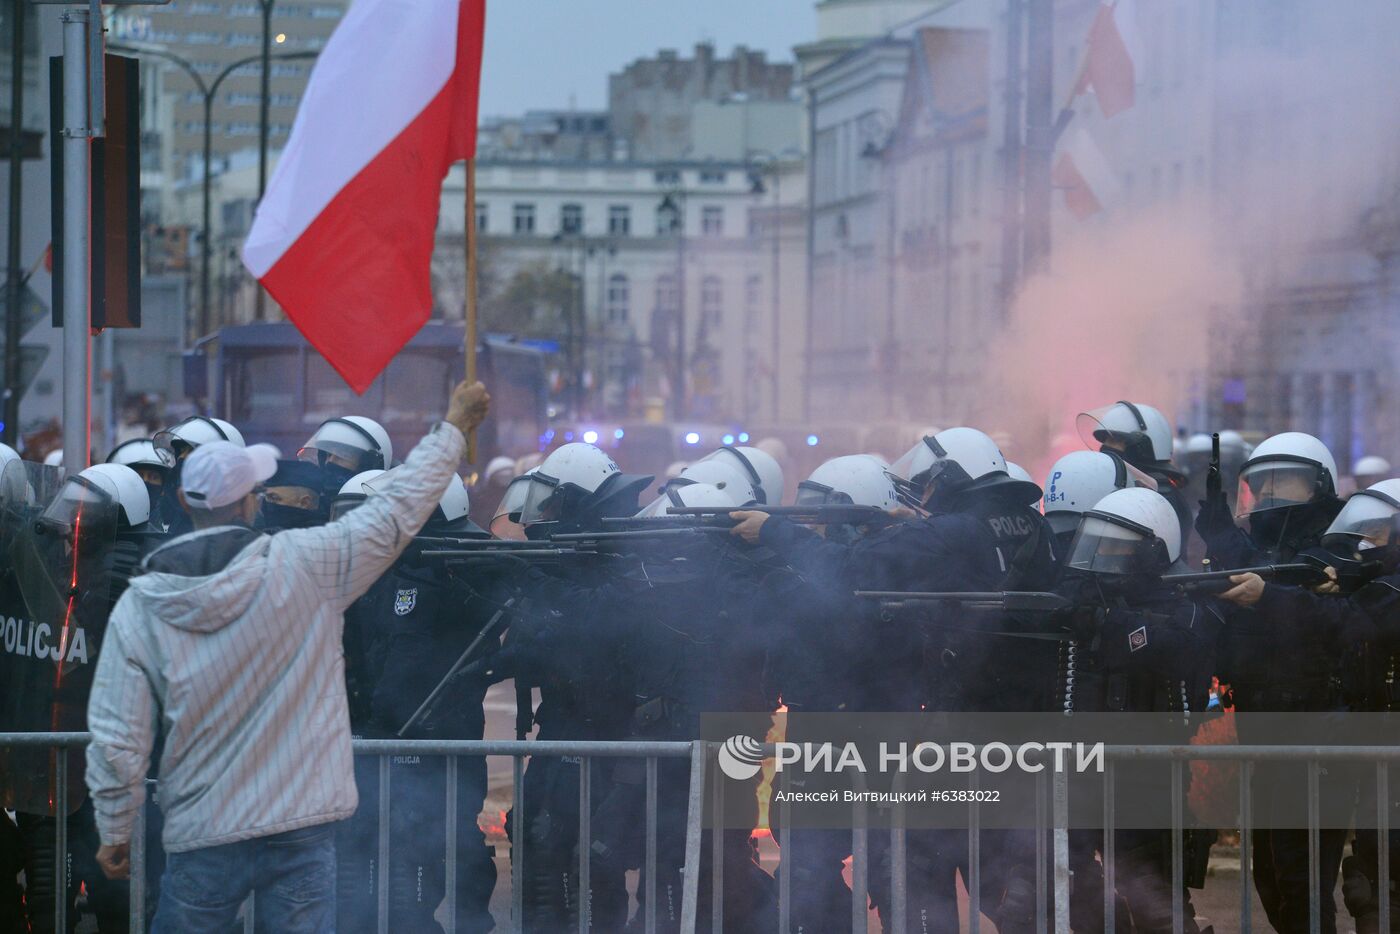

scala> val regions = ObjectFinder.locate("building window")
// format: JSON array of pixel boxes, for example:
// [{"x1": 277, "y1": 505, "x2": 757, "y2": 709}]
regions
[
  {"x1": 701, "y1": 206, "x2": 724, "y2": 237},
  {"x1": 560, "y1": 203, "x2": 583, "y2": 235},
  {"x1": 475, "y1": 202, "x2": 488, "y2": 233},
  {"x1": 513, "y1": 203, "x2": 536, "y2": 236},
  {"x1": 745, "y1": 274, "x2": 762, "y2": 308},
  {"x1": 655, "y1": 274, "x2": 678, "y2": 314},
  {"x1": 701, "y1": 275, "x2": 723, "y2": 329},
  {"x1": 699, "y1": 169, "x2": 727, "y2": 184},
  {"x1": 606, "y1": 273, "x2": 630, "y2": 324},
  {"x1": 655, "y1": 169, "x2": 680, "y2": 185},
  {"x1": 608, "y1": 204, "x2": 631, "y2": 236}
]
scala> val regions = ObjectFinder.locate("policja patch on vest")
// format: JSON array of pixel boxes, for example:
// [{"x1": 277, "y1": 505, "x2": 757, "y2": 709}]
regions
[{"x1": 394, "y1": 588, "x2": 418, "y2": 616}]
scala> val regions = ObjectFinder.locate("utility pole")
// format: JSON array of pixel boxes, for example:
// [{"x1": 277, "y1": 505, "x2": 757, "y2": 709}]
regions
[
  {"x1": 1023, "y1": 0, "x2": 1055, "y2": 277},
  {"x1": 999, "y1": 0, "x2": 1024, "y2": 319},
  {"x1": 255, "y1": 0, "x2": 275, "y2": 320},
  {"x1": 4, "y1": 0, "x2": 26, "y2": 446},
  {"x1": 60, "y1": 8, "x2": 95, "y2": 476}
]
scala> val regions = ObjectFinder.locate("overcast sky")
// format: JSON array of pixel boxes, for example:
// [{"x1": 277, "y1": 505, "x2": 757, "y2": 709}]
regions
[{"x1": 478, "y1": 0, "x2": 816, "y2": 119}]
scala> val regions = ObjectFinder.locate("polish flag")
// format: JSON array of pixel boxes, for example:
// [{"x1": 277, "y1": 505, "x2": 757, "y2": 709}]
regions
[
  {"x1": 1052, "y1": 129, "x2": 1118, "y2": 220},
  {"x1": 242, "y1": 0, "x2": 487, "y2": 393},
  {"x1": 1075, "y1": 0, "x2": 1138, "y2": 119}
]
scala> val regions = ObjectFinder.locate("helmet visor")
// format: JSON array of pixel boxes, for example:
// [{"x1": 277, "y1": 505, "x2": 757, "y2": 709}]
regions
[
  {"x1": 39, "y1": 477, "x2": 120, "y2": 541},
  {"x1": 493, "y1": 474, "x2": 536, "y2": 523},
  {"x1": 1076, "y1": 404, "x2": 1148, "y2": 454},
  {"x1": 636, "y1": 488, "x2": 684, "y2": 518},
  {"x1": 1323, "y1": 490, "x2": 1400, "y2": 552},
  {"x1": 1066, "y1": 514, "x2": 1155, "y2": 576},
  {"x1": 1236, "y1": 460, "x2": 1326, "y2": 518},
  {"x1": 518, "y1": 473, "x2": 565, "y2": 526},
  {"x1": 795, "y1": 481, "x2": 853, "y2": 508},
  {"x1": 328, "y1": 494, "x2": 365, "y2": 522}
]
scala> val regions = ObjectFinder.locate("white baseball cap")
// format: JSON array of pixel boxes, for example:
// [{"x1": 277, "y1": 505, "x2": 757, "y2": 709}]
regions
[{"x1": 180, "y1": 441, "x2": 280, "y2": 510}]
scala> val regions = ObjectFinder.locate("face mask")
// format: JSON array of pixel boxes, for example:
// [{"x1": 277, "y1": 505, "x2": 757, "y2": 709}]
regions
[
  {"x1": 256, "y1": 501, "x2": 326, "y2": 532},
  {"x1": 319, "y1": 464, "x2": 356, "y2": 504}
]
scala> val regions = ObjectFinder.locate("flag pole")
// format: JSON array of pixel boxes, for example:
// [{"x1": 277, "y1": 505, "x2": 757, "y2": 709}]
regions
[{"x1": 464, "y1": 158, "x2": 478, "y2": 463}]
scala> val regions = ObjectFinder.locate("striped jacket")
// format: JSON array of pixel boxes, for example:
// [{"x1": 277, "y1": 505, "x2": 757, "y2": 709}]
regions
[{"x1": 85, "y1": 422, "x2": 465, "y2": 851}]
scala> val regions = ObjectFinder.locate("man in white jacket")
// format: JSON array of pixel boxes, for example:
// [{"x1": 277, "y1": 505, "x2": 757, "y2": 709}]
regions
[{"x1": 85, "y1": 380, "x2": 490, "y2": 933}]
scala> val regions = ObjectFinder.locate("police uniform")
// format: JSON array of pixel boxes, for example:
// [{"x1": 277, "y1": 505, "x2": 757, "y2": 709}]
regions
[
  {"x1": 1058, "y1": 579, "x2": 1224, "y2": 934},
  {"x1": 336, "y1": 557, "x2": 500, "y2": 934},
  {"x1": 1206, "y1": 505, "x2": 1361, "y2": 934},
  {"x1": 758, "y1": 483, "x2": 1057, "y2": 934}
]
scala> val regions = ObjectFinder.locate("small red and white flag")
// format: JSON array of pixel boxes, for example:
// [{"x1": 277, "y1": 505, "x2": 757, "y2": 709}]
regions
[
  {"x1": 1052, "y1": 128, "x2": 1118, "y2": 220},
  {"x1": 243, "y1": 0, "x2": 487, "y2": 393},
  {"x1": 1075, "y1": 0, "x2": 1138, "y2": 119}
]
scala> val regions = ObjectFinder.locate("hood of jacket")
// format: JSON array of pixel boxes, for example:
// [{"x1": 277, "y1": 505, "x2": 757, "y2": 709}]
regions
[{"x1": 127, "y1": 526, "x2": 269, "y2": 633}]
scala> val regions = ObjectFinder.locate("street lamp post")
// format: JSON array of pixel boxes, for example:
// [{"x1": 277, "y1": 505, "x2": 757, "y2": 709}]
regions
[
  {"x1": 110, "y1": 45, "x2": 316, "y2": 338},
  {"x1": 747, "y1": 149, "x2": 791, "y2": 424},
  {"x1": 658, "y1": 188, "x2": 687, "y2": 419}
]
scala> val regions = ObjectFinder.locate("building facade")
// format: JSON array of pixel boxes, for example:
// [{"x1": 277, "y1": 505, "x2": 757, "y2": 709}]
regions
[
  {"x1": 109, "y1": 0, "x2": 347, "y2": 181},
  {"x1": 436, "y1": 156, "x2": 808, "y2": 426}
]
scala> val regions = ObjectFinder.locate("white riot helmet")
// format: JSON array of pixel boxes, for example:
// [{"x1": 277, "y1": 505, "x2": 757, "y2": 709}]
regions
[
  {"x1": 517, "y1": 442, "x2": 621, "y2": 526},
  {"x1": 696, "y1": 446, "x2": 783, "y2": 505},
  {"x1": 75, "y1": 463, "x2": 151, "y2": 529},
  {"x1": 341, "y1": 465, "x2": 471, "y2": 530},
  {"x1": 155, "y1": 416, "x2": 245, "y2": 458},
  {"x1": 673, "y1": 460, "x2": 759, "y2": 505},
  {"x1": 889, "y1": 427, "x2": 1038, "y2": 506},
  {"x1": 1235, "y1": 431, "x2": 1338, "y2": 519},
  {"x1": 0, "y1": 443, "x2": 19, "y2": 470},
  {"x1": 43, "y1": 449, "x2": 63, "y2": 468},
  {"x1": 637, "y1": 481, "x2": 748, "y2": 518},
  {"x1": 1323, "y1": 479, "x2": 1400, "y2": 560},
  {"x1": 107, "y1": 439, "x2": 177, "y2": 474},
  {"x1": 1354, "y1": 455, "x2": 1393, "y2": 486},
  {"x1": 796, "y1": 455, "x2": 899, "y2": 511},
  {"x1": 328, "y1": 469, "x2": 386, "y2": 520},
  {"x1": 1077, "y1": 401, "x2": 1174, "y2": 465},
  {"x1": 299, "y1": 416, "x2": 392, "y2": 472},
  {"x1": 1066, "y1": 487, "x2": 1181, "y2": 576},
  {"x1": 493, "y1": 467, "x2": 539, "y2": 525},
  {"x1": 1042, "y1": 451, "x2": 1157, "y2": 537},
  {"x1": 1005, "y1": 462, "x2": 1034, "y2": 485}
]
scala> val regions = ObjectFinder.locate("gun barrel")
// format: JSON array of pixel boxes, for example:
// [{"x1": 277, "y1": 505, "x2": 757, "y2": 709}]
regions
[
  {"x1": 551, "y1": 527, "x2": 732, "y2": 543},
  {"x1": 1162, "y1": 563, "x2": 1328, "y2": 588}
]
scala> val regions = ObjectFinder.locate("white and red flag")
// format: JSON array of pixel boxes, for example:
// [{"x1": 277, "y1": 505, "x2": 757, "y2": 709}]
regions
[
  {"x1": 1052, "y1": 128, "x2": 1118, "y2": 220},
  {"x1": 242, "y1": 0, "x2": 486, "y2": 393},
  {"x1": 1075, "y1": 0, "x2": 1138, "y2": 119}
]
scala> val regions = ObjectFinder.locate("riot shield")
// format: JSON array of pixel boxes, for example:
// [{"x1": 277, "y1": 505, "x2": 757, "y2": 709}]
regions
[
  {"x1": 0, "y1": 459, "x2": 63, "y2": 565},
  {"x1": 0, "y1": 470, "x2": 119, "y2": 815}
]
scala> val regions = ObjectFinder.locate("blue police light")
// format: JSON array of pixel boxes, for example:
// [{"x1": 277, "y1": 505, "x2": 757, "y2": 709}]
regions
[
  {"x1": 684, "y1": 432, "x2": 701, "y2": 445},
  {"x1": 582, "y1": 430, "x2": 599, "y2": 444},
  {"x1": 564, "y1": 431, "x2": 574, "y2": 442},
  {"x1": 614, "y1": 428, "x2": 626, "y2": 440},
  {"x1": 737, "y1": 432, "x2": 750, "y2": 443},
  {"x1": 721, "y1": 434, "x2": 735, "y2": 446},
  {"x1": 806, "y1": 435, "x2": 820, "y2": 447}
]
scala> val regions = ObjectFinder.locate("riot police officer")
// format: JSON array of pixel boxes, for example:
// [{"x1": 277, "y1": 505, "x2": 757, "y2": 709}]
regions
[
  {"x1": 732, "y1": 427, "x2": 1057, "y2": 934},
  {"x1": 332, "y1": 469, "x2": 499, "y2": 933},
  {"x1": 7, "y1": 463, "x2": 161, "y2": 932},
  {"x1": 768, "y1": 455, "x2": 902, "y2": 933},
  {"x1": 106, "y1": 439, "x2": 178, "y2": 532},
  {"x1": 1080, "y1": 401, "x2": 1192, "y2": 545},
  {"x1": 1205, "y1": 431, "x2": 1359, "y2": 934},
  {"x1": 152, "y1": 415, "x2": 246, "y2": 534},
  {"x1": 1058, "y1": 488, "x2": 1224, "y2": 933},
  {"x1": 495, "y1": 442, "x2": 654, "y2": 931}
]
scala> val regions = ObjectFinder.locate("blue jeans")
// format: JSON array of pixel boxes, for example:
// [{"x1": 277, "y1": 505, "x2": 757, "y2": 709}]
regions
[{"x1": 151, "y1": 822, "x2": 338, "y2": 933}]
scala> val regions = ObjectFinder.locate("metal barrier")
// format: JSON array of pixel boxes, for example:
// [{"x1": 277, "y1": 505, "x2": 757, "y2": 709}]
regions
[
  {"x1": 0, "y1": 733, "x2": 703, "y2": 934},
  {"x1": 2, "y1": 734, "x2": 1398, "y2": 934}
]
